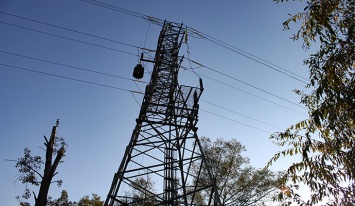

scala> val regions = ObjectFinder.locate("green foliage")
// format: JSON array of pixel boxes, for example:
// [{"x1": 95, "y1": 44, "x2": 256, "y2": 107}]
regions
[
  {"x1": 47, "y1": 190, "x2": 105, "y2": 206},
  {"x1": 194, "y1": 137, "x2": 280, "y2": 205},
  {"x1": 78, "y1": 193, "x2": 104, "y2": 206},
  {"x1": 15, "y1": 148, "x2": 43, "y2": 186},
  {"x1": 269, "y1": 0, "x2": 355, "y2": 205},
  {"x1": 59, "y1": 190, "x2": 69, "y2": 204},
  {"x1": 47, "y1": 190, "x2": 74, "y2": 206}
]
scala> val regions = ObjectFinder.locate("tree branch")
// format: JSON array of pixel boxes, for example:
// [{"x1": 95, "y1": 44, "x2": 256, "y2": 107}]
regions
[
  {"x1": 50, "y1": 147, "x2": 65, "y2": 177},
  {"x1": 6, "y1": 159, "x2": 44, "y2": 179},
  {"x1": 43, "y1": 135, "x2": 49, "y2": 147},
  {"x1": 33, "y1": 191, "x2": 37, "y2": 202}
]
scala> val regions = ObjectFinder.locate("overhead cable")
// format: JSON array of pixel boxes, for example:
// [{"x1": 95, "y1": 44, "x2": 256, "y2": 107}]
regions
[
  {"x1": 1, "y1": 7, "x2": 307, "y2": 84},
  {"x1": 0, "y1": 19, "x2": 304, "y2": 111},
  {"x1": 202, "y1": 100, "x2": 289, "y2": 129},
  {"x1": 0, "y1": 21, "x2": 137, "y2": 56},
  {"x1": 1, "y1": 50, "x2": 306, "y2": 132},
  {"x1": 0, "y1": 11, "x2": 141, "y2": 50},
  {"x1": 185, "y1": 58, "x2": 306, "y2": 109},
  {"x1": 187, "y1": 27, "x2": 309, "y2": 83},
  {"x1": 200, "y1": 109, "x2": 272, "y2": 134},
  {"x1": 82, "y1": 0, "x2": 149, "y2": 20},
  {"x1": 0, "y1": 63, "x2": 142, "y2": 94},
  {"x1": 197, "y1": 73, "x2": 306, "y2": 115},
  {"x1": 2, "y1": 49, "x2": 301, "y2": 115},
  {"x1": 0, "y1": 63, "x2": 272, "y2": 134},
  {"x1": 0, "y1": 50, "x2": 148, "y2": 84},
  {"x1": 0, "y1": 10, "x2": 305, "y2": 110},
  {"x1": 80, "y1": 0, "x2": 308, "y2": 84}
]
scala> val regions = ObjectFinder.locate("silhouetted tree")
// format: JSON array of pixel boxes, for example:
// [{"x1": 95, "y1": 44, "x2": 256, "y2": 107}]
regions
[
  {"x1": 8, "y1": 120, "x2": 67, "y2": 206},
  {"x1": 269, "y1": 0, "x2": 355, "y2": 205}
]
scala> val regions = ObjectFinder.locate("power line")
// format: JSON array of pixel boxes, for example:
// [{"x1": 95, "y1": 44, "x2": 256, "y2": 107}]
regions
[
  {"x1": 80, "y1": 0, "x2": 308, "y2": 84},
  {"x1": 1, "y1": 32, "x2": 304, "y2": 114},
  {"x1": 131, "y1": 92, "x2": 142, "y2": 106},
  {"x1": 0, "y1": 49, "x2": 303, "y2": 132},
  {"x1": 0, "y1": 8, "x2": 307, "y2": 124},
  {"x1": 77, "y1": 1, "x2": 309, "y2": 107},
  {"x1": 197, "y1": 73, "x2": 305, "y2": 115},
  {"x1": 201, "y1": 36, "x2": 308, "y2": 84},
  {"x1": 2, "y1": 49, "x2": 302, "y2": 116},
  {"x1": 1, "y1": 18, "x2": 301, "y2": 110},
  {"x1": 0, "y1": 19, "x2": 305, "y2": 112},
  {"x1": 0, "y1": 62, "x2": 274, "y2": 134},
  {"x1": 200, "y1": 109, "x2": 272, "y2": 134},
  {"x1": 182, "y1": 63, "x2": 305, "y2": 115},
  {"x1": 0, "y1": 21, "x2": 137, "y2": 56},
  {"x1": 81, "y1": 0, "x2": 151, "y2": 21},
  {"x1": 0, "y1": 11, "x2": 305, "y2": 110},
  {"x1": 187, "y1": 27, "x2": 309, "y2": 83},
  {"x1": 185, "y1": 57, "x2": 306, "y2": 109},
  {"x1": 201, "y1": 100, "x2": 285, "y2": 130},
  {"x1": 0, "y1": 63, "x2": 142, "y2": 94},
  {"x1": 0, "y1": 50, "x2": 306, "y2": 132},
  {"x1": 81, "y1": 0, "x2": 165, "y2": 26},
  {"x1": 0, "y1": 10, "x2": 142, "y2": 50},
  {"x1": 0, "y1": 50, "x2": 148, "y2": 84},
  {"x1": 0, "y1": 4, "x2": 303, "y2": 138}
]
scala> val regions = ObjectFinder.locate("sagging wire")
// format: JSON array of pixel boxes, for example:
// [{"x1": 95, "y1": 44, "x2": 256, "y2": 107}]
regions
[
  {"x1": 183, "y1": 26, "x2": 202, "y2": 80},
  {"x1": 142, "y1": 22, "x2": 153, "y2": 75},
  {"x1": 131, "y1": 91, "x2": 142, "y2": 106}
]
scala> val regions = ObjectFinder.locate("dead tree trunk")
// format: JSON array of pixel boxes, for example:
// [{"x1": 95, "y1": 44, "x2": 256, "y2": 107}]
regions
[{"x1": 35, "y1": 121, "x2": 65, "y2": 206}]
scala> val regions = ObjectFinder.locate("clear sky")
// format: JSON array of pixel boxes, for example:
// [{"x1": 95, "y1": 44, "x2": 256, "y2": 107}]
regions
[{"x1": 1, "y1": 0, "x2": 309, "y2": 205}]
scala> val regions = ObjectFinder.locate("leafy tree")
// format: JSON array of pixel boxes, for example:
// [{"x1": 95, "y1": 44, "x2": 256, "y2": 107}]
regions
[
  {"x1": 78, "y1": 193, "x2": 104, "y2": 206},
  {"x1": 47, "y1": 190, "x2": 72, "y2": 206},
  {"x1": 121, "y1": 176, "x2": 158, "y2": 206},
  {"x1": 59, "y1": 190, "x2": 69, "y2": 204},
  {"x1": 268, "y1": 0, "x2": 355, "y2": 205},
  {"x1": 8, "y1": 120, "x2": 67, "y2": 206},
  {"x1": 193, "y1": 137, "x2": 279, "y2": 205}
]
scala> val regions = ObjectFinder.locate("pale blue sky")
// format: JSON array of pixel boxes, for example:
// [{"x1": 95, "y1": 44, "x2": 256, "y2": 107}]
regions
[{"x1": 1, "y1": 1, "x2": 309, "y2": 205}]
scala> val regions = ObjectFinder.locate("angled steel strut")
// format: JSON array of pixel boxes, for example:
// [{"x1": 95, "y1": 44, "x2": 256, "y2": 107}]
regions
[{"x1": 105, "y1": 21, "x2": 222, "y2": 206}]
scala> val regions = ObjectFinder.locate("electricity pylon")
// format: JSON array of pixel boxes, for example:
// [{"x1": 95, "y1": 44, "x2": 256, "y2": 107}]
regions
[{"x1": 105, "y1": 21, "x2": 222, "y2": 206}]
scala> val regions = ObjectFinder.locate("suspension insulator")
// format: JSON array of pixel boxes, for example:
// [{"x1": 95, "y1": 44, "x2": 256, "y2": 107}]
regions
[{"x1": 133, "y1": 63, "x2": 144, "y2": 79}]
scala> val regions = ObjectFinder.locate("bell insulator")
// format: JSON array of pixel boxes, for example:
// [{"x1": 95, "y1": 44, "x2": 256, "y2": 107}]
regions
[{"x1": 133, "y1": 63, "x2": 144, "y2": 79}]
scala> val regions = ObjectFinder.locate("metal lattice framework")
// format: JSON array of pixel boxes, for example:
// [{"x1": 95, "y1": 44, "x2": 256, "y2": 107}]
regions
[{"x1": 105, "y1": 21, "x2": 222, "y2": 206}]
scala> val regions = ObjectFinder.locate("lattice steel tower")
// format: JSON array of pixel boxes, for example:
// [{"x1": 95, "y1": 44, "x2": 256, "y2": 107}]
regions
[{"x1": 105, "y1": 21, "x2": 222, "y2": 206}]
